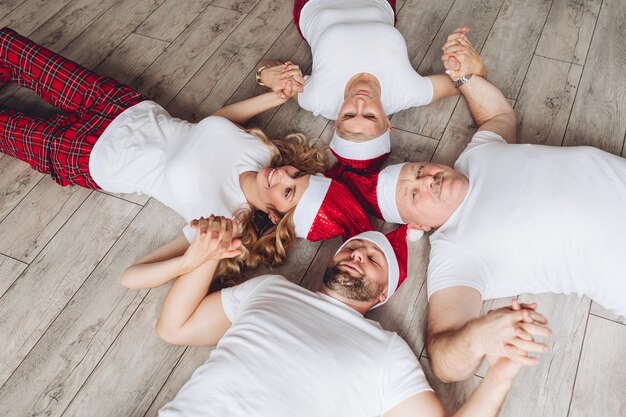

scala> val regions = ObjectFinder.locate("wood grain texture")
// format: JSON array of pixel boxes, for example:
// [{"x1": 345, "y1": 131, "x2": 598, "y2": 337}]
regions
[
  {"x1": 479, "y1": 0, "x2": 552, "y2": 99},
  {"x1": 0, "y1": 158, "x2": 43, "y2": 222},
  {"x1": 0, "y1": 254, "x2": 27, "y2": 300},
  {"x1": 0, "y1": 0, "x2": 26, "y2": 21},
  {"x1": 391, "y1": 0, "x2": 504, "y2": 139},
  {"x1": 0, "y1": 0, "x2": 73, "y2": 36},
  {"x1": 535, "y1": 0, "x2": 602, "y2": 64},
  {"x1": 136, "y1": 0, "x2": 213, "y2": 42},
  {"x1": 133, "y1": 5, "x2": 244, "y2": 107},
  {"x1": 515, "y1": 57, "x2": 583, "y2": 146},
  {"x1": 0, "y1": 199, "x2": 183, "y2": 417},
  {"x1": 590, "y1": 302, "x2": 626, "y2": 325},
  {"x1": 0, "y1": 176, "x2": 90, "y2": 263},
  {"x1": 568, "y1": 315, "x2": 626, "y2": 417},
  {"x1": 211, "y1": 0, "x2": 261, "y2": 14},
  {"x1": 563, "y1": 0, "x2": 626, "y2": 154},
  {"x1": 0, "y1": 192, "x2": 139, "y2": 386}
]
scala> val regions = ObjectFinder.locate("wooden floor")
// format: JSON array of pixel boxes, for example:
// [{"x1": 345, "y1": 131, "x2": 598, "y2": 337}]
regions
[{"x1": 0, "y1": 0, "x2": 625, "y2": 416}]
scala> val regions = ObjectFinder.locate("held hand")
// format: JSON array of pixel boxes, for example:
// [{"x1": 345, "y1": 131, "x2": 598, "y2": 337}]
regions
[
  {"x1": 181, "y1": 216, "x2": 242, "y2": 271},
  {"x1": 486, "y1": 355, "x2": 526, "y2": 383},
  {"x1": 441, "y1": 27, "x2": 487, "y2": 79},
  {"x1": 477, "y1": 299, "x2": 552, "y2": 367},
  {"x1": 277, "y1": 61, "x2": 305, "y2": 99}
]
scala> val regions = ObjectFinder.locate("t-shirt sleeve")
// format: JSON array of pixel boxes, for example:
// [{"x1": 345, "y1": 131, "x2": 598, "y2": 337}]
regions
[
  {"x1": 461, "y1": 130, "x2": 507, "y2": 155},
  {"x1": 220, "y1": 276, "x2": 273, "y2": 322},
  {"x1": 182, "y1": 225, "x2": 195, "y2": 244},
  {"x1": 427, "y1": 240, "x2": 486, "y2": 299},
  {"x1": 409, "y1": 73, "x2": 434, "y2": 107},
  {"x1": 381, "y1": 334, "x2": 432, "y2": 413},
  {"x1": 297, "y1": 75, "x2": 317, "y2": 113}
]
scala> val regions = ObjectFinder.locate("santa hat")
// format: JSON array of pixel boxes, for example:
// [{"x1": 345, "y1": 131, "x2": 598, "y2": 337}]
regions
[
  {"x1": 294, "y1": 175, "x2": 372, "y2": 241},
  {"x1": 329, "y1": 130, "x2": 391, "y2": 174},
  {"x1": 334, "y1": 226, "x2": 408, "y2": 308}
]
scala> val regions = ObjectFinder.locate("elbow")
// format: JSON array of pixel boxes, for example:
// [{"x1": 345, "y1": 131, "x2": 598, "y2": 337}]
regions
[
  {"x1": 426, "y1": 336, "x2": 465, "y2": 383},
  {"x1": 120, "y1": 267, "x2": 138, "y2": 289},
  {"x1": 155, "y1": 320, "x2": 183, "y2": 345}
]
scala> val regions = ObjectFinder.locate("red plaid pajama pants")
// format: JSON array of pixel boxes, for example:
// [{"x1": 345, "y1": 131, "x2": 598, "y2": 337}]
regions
[
  {"x1": 293, "y1": 0, "x2": 397, "y2": 35},
  {"x1": 0, "y1": 28, "x2": 144, "y2": 188}
]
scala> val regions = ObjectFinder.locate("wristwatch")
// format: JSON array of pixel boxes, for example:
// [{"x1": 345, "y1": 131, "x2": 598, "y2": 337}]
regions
[
  {"x1": 454, "y1": 73, "x2": 473, "y2": 88},
  {"x1": 255, "y1": 64, "x2": 272, "y2": 88}
]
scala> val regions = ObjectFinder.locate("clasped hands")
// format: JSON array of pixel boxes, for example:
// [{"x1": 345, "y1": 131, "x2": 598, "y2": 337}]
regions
[
  {"x1": 258, "y1": 60, "x2": 306, "y2": 100},
  {"x1": 441, "y1": 27, "x2": 487, "y2": 80},
  {"x1": 478, "y1": 299, "x2": 553, "y2": 381},
  {"x1": 180, "y1": 215, "x2": 242, "y2": 272}
]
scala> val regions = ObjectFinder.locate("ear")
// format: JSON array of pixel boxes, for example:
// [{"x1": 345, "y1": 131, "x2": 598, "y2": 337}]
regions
[
  {"x1": 385, "y1": 117, "x2": 392, "y2": 132},
  {"x1": 332, "y1": 123, "x2": 337, "y2": 131},
  {"x1": 408, "y1": 222, "x2": 431, "y2": 232},
  {"x1": 377, "y1": 287, "x2": 389, "y2": 304},
  {"x1": 268, "y1": 211, "x2": 280, "y2": 225}
]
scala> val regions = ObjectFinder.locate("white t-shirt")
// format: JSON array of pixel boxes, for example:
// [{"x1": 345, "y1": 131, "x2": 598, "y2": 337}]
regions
[
  {"x1": 159, "y1": 275, "x2": 432, "y2": 417},
  {"x1": 428, "y1": 131, "x2": 626, "y2": 316},
  {"x1": 298, "y1": 0, "x2": 433, "y2": 120},
  {"x1": 89, "y1": 101, "x2": 271, "y2": 242}
]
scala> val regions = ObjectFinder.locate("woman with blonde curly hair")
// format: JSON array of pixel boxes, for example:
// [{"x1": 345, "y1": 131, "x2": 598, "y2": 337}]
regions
[{"x1": 0, "y1": 28, "x2": 371, "y2": 289}]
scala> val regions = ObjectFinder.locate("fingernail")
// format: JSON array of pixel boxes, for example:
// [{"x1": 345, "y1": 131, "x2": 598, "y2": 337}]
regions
[{"x1": 445, "y1": 70, "x2": 451, "y2": 75}]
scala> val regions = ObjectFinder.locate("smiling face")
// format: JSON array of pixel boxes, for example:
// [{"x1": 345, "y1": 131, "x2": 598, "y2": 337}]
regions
[
  {"x1": 395, "y1": 162, "x2": 469, "y2": 230},
  {"x1": 255, "y1": 165, "x2": 310, "y2": 222},
  {"x1": 336, "y1": 73, "x2": 391, "y2": 140},
  {"x1": 323, "y1": 238, "x2": 389, "y2": 303}
]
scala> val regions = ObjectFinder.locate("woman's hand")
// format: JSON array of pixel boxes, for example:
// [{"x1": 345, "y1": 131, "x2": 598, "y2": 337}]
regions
[
  {"x1": 258, "y1": 61, "x2": 305, "y2": 100},
  {"x1": 441, "y1": 27, "x2": 487, "y2": 80},
  {"x1": 180, "y1": 216, "x2": 242, "y2": 271}
]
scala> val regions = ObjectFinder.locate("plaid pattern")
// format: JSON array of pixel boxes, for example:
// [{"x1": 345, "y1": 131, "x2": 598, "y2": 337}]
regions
[
  {"x1": 0, "y1": 27, "x2": 144, "y2": 188},
  {"x1": 293, "y1": 0, "x2": 397, "y2": 35}
]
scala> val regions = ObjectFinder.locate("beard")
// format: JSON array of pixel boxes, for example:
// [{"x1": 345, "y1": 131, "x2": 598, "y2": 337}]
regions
[{"x1": 323, "y1": 266, "x2": 385, "y2": 302}]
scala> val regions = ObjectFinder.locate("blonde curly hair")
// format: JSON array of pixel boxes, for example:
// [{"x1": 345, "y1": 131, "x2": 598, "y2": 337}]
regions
[{"x1": 210, "y1": 128, "x2": 327, "y2": 291}]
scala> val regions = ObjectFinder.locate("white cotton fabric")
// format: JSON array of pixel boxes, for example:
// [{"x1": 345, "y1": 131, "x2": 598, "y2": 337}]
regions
[
  {"x1": 377, "y1": 163, "x2": 406, "y2": 223},
  {"x1": 427, "y1": 130, "x2": 626, "y2": 316},
  {"x1": 89, "y1": 100, "x2": 271, "y2": 242},
  {"x1": 330, "y1": 130, "x2": 391, "y2": 160},
  {"x1": 297, "y1": 0, "x2": 433, "y2": 120},
  {"x1": 159, "y1": 275, "x2": 432, "y2": 417}
]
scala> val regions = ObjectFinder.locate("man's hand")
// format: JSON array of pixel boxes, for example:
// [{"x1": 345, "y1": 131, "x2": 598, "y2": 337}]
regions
[
  {"x1": 258, "y1": 60, "x2": 305, "y2": 100},
  {"x1": 441, "y1": 27, "x2": 487, "y2": 79},
  {"x1": 477, "y1": 299, "x2": 552, "y2": 367},
  {"x1": 180, "y1": 216, "x2": 242, "y2": 271}
]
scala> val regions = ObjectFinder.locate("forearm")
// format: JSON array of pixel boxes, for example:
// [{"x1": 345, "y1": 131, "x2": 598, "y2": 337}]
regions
[
  {"x1": 121, "y1": 256, "x2": 190, "y2": 289},
  {"x1": 450, "y1": 369, "x2": 512, "y2": 417},
  {"x1": 427, "y1": 74, "x2": 460, "y2": 102},
  {"x1": 457, "y1": 76, "x2": 514, "y2": 129},
  {"x1": 211, "y1": 92, "x2": 287, "y2": 125},
  {"x1": 157, "y1": 259, "x2": 219, "y2": 335},
  {"x1": 428, "y1": 319, "x2": 485, "y2": 382}
]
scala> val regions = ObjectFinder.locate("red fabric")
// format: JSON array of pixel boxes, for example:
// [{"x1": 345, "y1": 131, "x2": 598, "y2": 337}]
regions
[
  {"x1": 0, "y1": 28, "x2": 144, "y2": 188},
  {"x1": 386, "y1": 224, "x2": 408, "y2": 287},
  {"x1": 307, "y1": 179, "x2": 372, "y2": 241},
  {"x1": 336, "y1": 170, "x2": 384, "y2": 220},
  {"x1": 293, "y1": 0, "x2": 397, "y2": 36},
  {"x1": 326, "y1": 149, "x2": 389, "y2": 179}
]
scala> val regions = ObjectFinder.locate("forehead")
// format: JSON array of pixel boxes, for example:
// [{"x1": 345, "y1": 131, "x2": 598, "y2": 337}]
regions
[{"x1": 338, "y1": 239, "x2": 387, "y2": 262}]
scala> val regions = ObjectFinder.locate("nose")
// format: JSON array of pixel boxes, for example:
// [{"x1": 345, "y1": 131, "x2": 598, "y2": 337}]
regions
[
  {"x1": 350, "y1": 247, "x2": 365, "y2": 263},
  {"x1": 273, "y1": 168, "x2": 293, "y2": 186},
  {"x1": 419, "y1": 175, "x2": 435, "y2": 191}
]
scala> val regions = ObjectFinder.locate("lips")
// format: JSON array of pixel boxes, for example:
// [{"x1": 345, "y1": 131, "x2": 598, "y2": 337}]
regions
[{"x1": 339, "y1": 261, "x2": 362, "y2": 276}]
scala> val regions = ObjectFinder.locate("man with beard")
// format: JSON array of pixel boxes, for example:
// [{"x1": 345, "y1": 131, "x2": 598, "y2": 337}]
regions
[{"x1": 155, "y1": 215, "x2": 536, "y2": 417}]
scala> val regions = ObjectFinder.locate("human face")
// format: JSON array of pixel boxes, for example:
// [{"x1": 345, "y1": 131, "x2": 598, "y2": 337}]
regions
[
  {"x1": 323, "y1": 239, "x2": 389, "y2": 302},
  {"x1": 336, "y1": 73, "x2": 390, "y2": 140},
  {"x1": 255, "y1": 165, "x2": 310, "y2": 219},
  {"x1": 396, "y1": 162, "x2": 469, "y2": 230}
]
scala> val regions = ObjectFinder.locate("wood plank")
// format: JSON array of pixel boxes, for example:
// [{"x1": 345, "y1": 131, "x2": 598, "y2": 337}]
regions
[
  {"x1": 0, "y1": 254, "x2": 27, "y2": 299},
  {"x1": 144, "y1": 346, "x2": 214, "y2": 415},
  {"x1": 0, "y1": 176, "x2": 91, "y2": 263},
  {"x1": 135, "y1": 0, "x2": 213, "y2": 42},
  {"x1": 568, "y1": 315, "x2": 626, "y2": 417},
  {"x1": 132, "y1": 5, "x2": 244, "y2": 106},
  {"x1": 60, "y1": 0, "x2": 168, "y2": 69},
  {"x1": 0, "y1": 0, "x2": 26, "y2": 21},
  {"x1": 211, "y1": 0, "x2": 260, "y2": 14},
  {"x1": 0, "y1": 158, "x2": 43, "y2": 222},
  {"x1": 61, "y1": 285, "x2": 184, "y2": 417},
  {"x1": 515, "y1": 57, "x2": 583, "y2": 146},
  {"x1": 494, "y1": 293, "x2": 589, "y2": 417},
  {"x1": 590, "y1": 302, "x2": 626, "y2": 325},
  {"x1": 0, "y1": 192, "x2": 140, "y2": 386},
  {"x1": 535, "y1": 0, "x2": 602, "y2": 64},
  {"x1": 562, "y1": 0, "x2": 626, "y2": 154},
  {"x1": 1, "y1": 86, "x2": 57, "y2": 115},
  {"x1": 28, "y1": 0, "x2": 119, "y2": 52},
  {"x1": 392, "y1": 0, "x2": 504, "y2": 139},
  {"x1": 0, "y1": 0, "x2": 73, "y2": 36},
  {"x1": 0, "y1": 199, "x2": 184, "y2": 417},
  {"x1": 166, "y1": 0, "x2": 295, "y2": 120},
  {"x1": 479, "y1": 0, "x2": 552, "y2": 99}
]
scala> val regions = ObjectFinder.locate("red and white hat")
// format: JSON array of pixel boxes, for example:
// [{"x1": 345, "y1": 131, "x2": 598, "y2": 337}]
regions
[
  {"x1": 294, "y1": 175, "x2": 372, "y2": 241},
  {"x1": 329, "y1": 130, "x2": 391, "y2": 174},
  {"x1": 334, "y1": 226, "x2": 409, "y2": 308}
]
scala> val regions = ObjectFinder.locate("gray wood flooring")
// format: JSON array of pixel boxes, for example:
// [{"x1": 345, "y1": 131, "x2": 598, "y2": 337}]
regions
[{"x1": 0, "y1": 0, "x2": 625, "y2": 416}]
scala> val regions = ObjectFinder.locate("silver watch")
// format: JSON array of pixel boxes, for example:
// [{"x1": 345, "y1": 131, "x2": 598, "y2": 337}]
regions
[{"x1": 453, "y1": 73, "x2": 473, "y2": 88}]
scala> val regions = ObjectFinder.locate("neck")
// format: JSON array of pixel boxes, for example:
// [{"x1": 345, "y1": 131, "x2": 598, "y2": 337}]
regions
[
  {"x1": 239, "y1": 171, "x2": 262, "y2": 210},
  {"x1": 318, "y1": 286, "x2": 374, "y2": 315}
]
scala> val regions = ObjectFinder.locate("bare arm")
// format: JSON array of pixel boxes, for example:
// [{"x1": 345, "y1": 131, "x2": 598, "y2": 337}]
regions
[
  {"x1": 211, "y1": 91, "x2": 291, "y2": 125},
  {"x1": 156, "y1": 216, "x2": 241, "y2": 346},
  {"x1": 426, "y1": 287, "x2": 551, "y2": 382}
]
